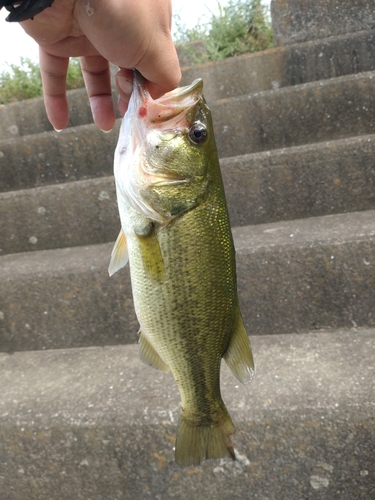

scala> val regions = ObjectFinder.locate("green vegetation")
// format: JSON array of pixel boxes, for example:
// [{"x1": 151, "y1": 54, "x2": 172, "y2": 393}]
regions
[
  {"x1": 174, "y1": 0, "x2": 273, "y2": 64},
  {"x1": 0, "y1": 57, "x2": 84, "y2": 104},
  {"x1": 0, "y1": 0, "x2": 273, "y2": 103}
]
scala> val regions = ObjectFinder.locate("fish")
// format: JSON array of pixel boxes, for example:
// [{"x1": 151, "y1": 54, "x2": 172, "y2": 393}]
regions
[
  {"x1": 109, "y1": 70, "x2": 254, "y2": 467},
  {"x1": 0, "y1": 0, "x2": 55, "y2": 22}
]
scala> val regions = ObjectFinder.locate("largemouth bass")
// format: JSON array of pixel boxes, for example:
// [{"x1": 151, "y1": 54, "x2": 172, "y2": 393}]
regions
[{"x1": 109, "y1": 71, "x2": 254, "y2": 466}]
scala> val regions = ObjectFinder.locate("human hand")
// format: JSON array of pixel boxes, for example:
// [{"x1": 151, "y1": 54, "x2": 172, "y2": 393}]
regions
[{"x1": 19, "y1": 0, "x2": 181, "y2": 131}]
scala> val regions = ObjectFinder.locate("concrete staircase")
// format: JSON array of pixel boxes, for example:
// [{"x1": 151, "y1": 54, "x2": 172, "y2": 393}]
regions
[{"x1": 1, "y1": 1, "x2": 374, "y2": 498}]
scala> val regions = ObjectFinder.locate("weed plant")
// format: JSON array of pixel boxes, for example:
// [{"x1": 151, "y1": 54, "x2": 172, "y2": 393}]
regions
[
  {"x1": 174, "y1": 0, "x2": 273, "y2": 64},
  {"x1": 0, "y1": 57, "x2": 83, "y2": 104}
]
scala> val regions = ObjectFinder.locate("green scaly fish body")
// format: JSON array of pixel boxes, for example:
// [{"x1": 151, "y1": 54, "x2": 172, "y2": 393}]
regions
[{"x1": 110, "y1": 72, "x2": 254, "y2": 466}]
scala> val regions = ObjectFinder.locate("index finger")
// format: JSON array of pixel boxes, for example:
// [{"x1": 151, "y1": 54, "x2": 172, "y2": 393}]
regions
[{"x1": 135, "y1": 35, "x2": 181, "y2": 100}]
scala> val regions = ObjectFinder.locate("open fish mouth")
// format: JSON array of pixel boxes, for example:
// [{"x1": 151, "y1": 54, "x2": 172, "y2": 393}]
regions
[
  {"x1": 156, "y1": 77, "x2": 204, "y2": 104},
  {"x1": 131, "y1": 72, "x2": 206, "y2": 183},
  {"x1": 132, "y1": 70, "x2": 204, "y2": 128}
]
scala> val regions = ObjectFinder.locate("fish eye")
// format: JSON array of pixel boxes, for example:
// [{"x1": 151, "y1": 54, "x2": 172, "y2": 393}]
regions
[{"x1": 189, "y1": 123, "x2": 207, "y2": 144}]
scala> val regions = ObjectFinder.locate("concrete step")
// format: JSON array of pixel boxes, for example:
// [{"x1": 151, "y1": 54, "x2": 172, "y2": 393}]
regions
[
  {"x1": 2, "y1": 134, "x2": 375, "y2": 256},
  {"x1": 181, "y1": 29, "x2": 375, "y2": 98},
  {"x1": 0, "y1": 177, "x2": 119, "y2": 255},
  {"x1": 0, "y1": 243, "x2": 137, "y2": 352},
  {"x1": 0, "y1": 329, "x2": 373, "y2": 499},
  {"x1": 1, "y1": 210, "x2": 375, "y2": 352},
  {"x1": 0, "y1": 88, "x2": 97, "y2": 141},
  {"x1": 0, "y1": 123, "x2": 120, "y2": 193},
  {"x1": 2, "y1": 28, "x2": 374, "y2": 142},
  {"x1": 213, "y1": 70, "x2": 375, "y2": 158},
  {"x1": 223, "y1": 134, "x2": 375, "y2": 227},
  {"x1": 2, "y1": 70, "x2": 375, "y2": 193},
  {"x1": 271, "y1": 0, "x2": 375, "y2": 45}
]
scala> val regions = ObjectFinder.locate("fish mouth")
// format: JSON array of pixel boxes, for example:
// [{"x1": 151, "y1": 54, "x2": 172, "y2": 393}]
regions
[
  {"x1": 133, "y1": 70, "x2": 203, "y2": 128},
  {"x1": 132, "y1": 71, "x2": 204, "y2": 185}
]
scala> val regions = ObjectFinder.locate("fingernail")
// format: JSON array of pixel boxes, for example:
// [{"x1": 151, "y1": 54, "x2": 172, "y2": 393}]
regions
[
  {"x1": 54, "y1": 128, "x2": 63, "y2": 133},
  {"x1": 101, "y1": 128, "x2": 113, "y2": 134},
  {"x1": 117, "y1": 75, "x2": 133, "y2": 95}
]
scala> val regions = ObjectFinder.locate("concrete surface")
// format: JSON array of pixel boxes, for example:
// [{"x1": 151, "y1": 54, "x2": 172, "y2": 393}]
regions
[
  {"x1": 2, "y1": 134, "x2": 375, "y2": 255},
  {"x1": 0, "y1": 243, "x2": 138, "y2": 351},
  {"x1": 234, "y1": 210, "x2": 375, "y2": 335},
  {"x1": 271, "y1": 0, "x2": 375, "y2": 45},
  {"x1": 1, "y1": 13, "x2": 375, "y2": 500},
  {"x1": 222, "y1": 134, "x2": 375, "y2": 227},
  {"x1": 181, "y1": 30, "x2": 375, "y2": 96},
  {"x1": 0, "y1": 177, "x2": 119, "y2": 254},
  {"x1": 0, "y1": 123, "x2": 120, "y2": 193},
  {"x1": 0, "y1": 329, "x2": 374, "y2": 499},
  {"x1": 0, "y1": 88, "x2": 98, "y2": 140},
  {"x1": 211, "y1": 70, "x2": 375, "y2": 158},
  {"x1": 1, "y1": 210, "x2": 375, "y2": 351},
  {"x1": 2, "y1": 70, "x2": 375, "y2": 193}
]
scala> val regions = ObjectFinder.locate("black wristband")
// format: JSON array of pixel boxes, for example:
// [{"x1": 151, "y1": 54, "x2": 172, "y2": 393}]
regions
[{"x1": 0, "y1": 0, "x2": 55, "y2": 22}]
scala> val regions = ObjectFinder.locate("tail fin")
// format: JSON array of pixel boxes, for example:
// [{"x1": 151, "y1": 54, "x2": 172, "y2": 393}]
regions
[{"x1": 175, "y1": 411, "x2": 236, "y2": 467}]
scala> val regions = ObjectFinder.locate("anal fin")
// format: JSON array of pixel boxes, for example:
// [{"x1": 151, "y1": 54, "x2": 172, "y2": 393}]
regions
[
  {"x1": 224, "y1": 307, "x2": 255, "y2": 384},
  {"x1": 139, "y1": 331, "x2": 169, "y2": 372}
]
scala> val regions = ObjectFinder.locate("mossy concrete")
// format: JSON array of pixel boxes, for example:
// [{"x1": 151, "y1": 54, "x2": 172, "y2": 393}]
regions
[
  {"x1": 0, "y1": 330, "x2": 373, "y2": 499},
  {"x1": 271, "y1": 0, "x2": 375, "y2": 45}
]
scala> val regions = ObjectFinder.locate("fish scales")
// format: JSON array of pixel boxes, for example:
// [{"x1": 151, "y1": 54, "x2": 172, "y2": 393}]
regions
[
  {"x1": 110, "y1": 71, "x2": 254, "y2": 466},
  {"x1": 133, "y1": 189, "x2": 235, "y2": 411}
]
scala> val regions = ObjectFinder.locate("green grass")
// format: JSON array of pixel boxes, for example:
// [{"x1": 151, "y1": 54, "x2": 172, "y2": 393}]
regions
[
  {"x1": 0, "y1": 57, "x2": 84, "y2": 104},
  {"x1": 174, "y1": 0, "x2": 273, "y2": 64}
]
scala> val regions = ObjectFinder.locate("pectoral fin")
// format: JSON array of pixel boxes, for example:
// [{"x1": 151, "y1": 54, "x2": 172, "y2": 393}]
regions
[
  {"x1": 139, "y1": 331, "x2": 169, "y2": 372},
  {"x1": 224, "y1": 307, "x2": 255, "y2": 384},
  {"x1": 108, "y1": 229, "x2": 128, "y2": 276},
  {"x1": 136, "y1": 227, "x2": 165, "y2": 281}
]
